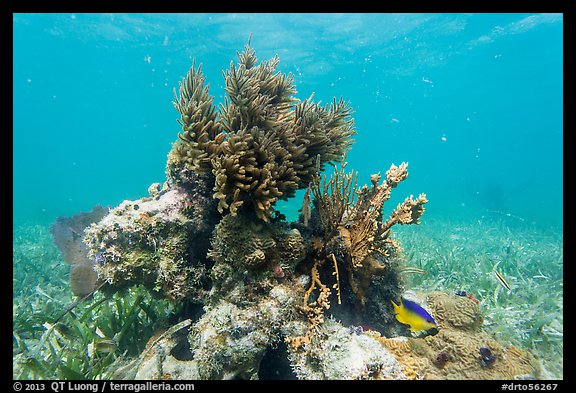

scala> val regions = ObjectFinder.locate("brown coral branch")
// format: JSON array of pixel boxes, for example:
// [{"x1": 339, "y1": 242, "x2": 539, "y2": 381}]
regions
[
  {"x1": 309, "y1": 161, "x2": 427, "y2": 307},
  {"x1": 330, "y1": 253, "x2": 342, "y2": 305},
  {"x1": 381, "y1": 193, "x2": 428, "y2": 234},
  {"x1": 311, "y1": 161, "x2": 358, "y2": 240},
  {"x1": 173, "y1": 61, "x2": 224, "y2": 176}
]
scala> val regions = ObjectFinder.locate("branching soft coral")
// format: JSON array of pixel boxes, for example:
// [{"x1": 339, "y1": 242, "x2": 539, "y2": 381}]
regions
[
  {"x1": 292, "y1": 162, "x2": 427, "y2": 340},
  {"x1": 173, "y1": 62, "x2": 224, "y2": 176},
  {"x1": 335, "y1": 162, "x2": 427, "y2": 303},
  {"x1": 169, "y1": 45, "x2": 356, "y2": 221}
]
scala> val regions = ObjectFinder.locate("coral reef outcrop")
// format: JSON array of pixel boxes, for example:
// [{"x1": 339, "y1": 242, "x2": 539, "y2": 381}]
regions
[{"x1": 48, "y1": 43, "x2": 541, "y2": 381}]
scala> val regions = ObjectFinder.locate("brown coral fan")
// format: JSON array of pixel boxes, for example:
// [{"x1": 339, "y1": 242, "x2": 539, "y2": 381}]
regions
[
  {"x1": 169, "y1": 45, "x2": 356, "y2": 221},
  {"x1": 368, "y1": 291, "x2": 540, "y2": 380},
  {"x1": 50, "y1": 205, "x2": 108, "y2": 266},
  {"x1": 50, "y1": 205, "x2": 109, "y2": 297},
  {"x1": 69, "y1": 263, "x2": 99, "y2": 297}
]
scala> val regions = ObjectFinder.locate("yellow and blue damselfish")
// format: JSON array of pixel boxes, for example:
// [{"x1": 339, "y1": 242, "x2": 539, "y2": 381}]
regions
[{"x1": 391, "y1": 297, "x2": 438, "y2": 331}]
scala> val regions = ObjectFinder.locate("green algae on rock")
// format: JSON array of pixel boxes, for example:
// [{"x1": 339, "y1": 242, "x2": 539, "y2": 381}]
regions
[{"x1": 84, "y1": 179, "x2": 218, "y2": 302}]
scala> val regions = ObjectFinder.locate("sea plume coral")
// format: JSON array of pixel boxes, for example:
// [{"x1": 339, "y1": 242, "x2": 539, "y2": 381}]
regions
[
  {"x1": 169, "y1": 44, "x2": 356, "y2": 221},
  {"x1": 50, "y1": 205, "x2": 108, "y2": 266},
  {"x1": 172, "y1": 61, "x2": 224, "y2": 177}
]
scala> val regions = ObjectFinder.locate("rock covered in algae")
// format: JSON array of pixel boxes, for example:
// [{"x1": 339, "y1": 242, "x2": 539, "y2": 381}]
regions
[
  {"x1": 131, "y1": 212, "x2": 311, "y2": 380},
  {"x1": 368, "y1": 291, "x2": 541, "y2": 379},
  {"x1": 83, "y1": 178, "x2": 218, "y2": 301},
  {"x1": 285, "y1": 317, "x2": 407, "y2": 380},
  {"x1": 134, "y1": 281, "x2": 306, "y2": 380}
]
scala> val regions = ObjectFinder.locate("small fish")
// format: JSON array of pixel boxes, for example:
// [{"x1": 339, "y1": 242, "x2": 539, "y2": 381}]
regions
[
  {"x1": 93, "y1": 337, "x2": 117, "y2": 353},
  {"x1": 35, "y1": 286, "x2": 56, "y2": 301},
  {"x1": 399, "y1": 266, "x2": 427, "y2": 275},
  {"x1": 391, "y1": 298, "x2": 437, "y2": 331},
  {"x1": 494, "y1": 269, "x2": 511, "y2": 292}
]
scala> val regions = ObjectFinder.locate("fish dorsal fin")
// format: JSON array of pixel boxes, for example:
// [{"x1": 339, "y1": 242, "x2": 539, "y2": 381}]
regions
[{"x1": 391, "y1": 298, "x2": 403, "y2": 313}]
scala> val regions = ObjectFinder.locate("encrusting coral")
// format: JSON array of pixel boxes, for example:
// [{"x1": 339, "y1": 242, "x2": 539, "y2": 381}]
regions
[
  {"x1": 48, "y1": 43, "x2": 541, "y2": 380},
  {"x1": 367, "y1": 292, "x2": 540, "y2": 379},
  {"x1": 207, "y1": 212, "x2": 307, "y2": 303},
  {"x1": 285, "y1": 317, "x2": 407, "y2": 380}
]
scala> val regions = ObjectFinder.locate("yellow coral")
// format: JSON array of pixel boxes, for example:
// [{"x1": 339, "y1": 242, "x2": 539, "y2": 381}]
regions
[
  {"x1": 286, "y1": 261, "x2": 332, "y2": 352},
  {"x1": 426, "y1": 292, "x2": 483, "y2": 331}
]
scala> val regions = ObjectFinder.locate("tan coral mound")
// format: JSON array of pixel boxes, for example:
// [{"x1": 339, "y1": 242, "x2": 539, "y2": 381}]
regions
[{"x1": 368, "y1": 291, "x2": 540, "y2": 379}]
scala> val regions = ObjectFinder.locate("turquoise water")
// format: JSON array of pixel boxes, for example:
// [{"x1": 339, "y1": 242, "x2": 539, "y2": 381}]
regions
[
  {"x1": 13, "y1": 13, "x2": 564, "y2": 379},
  {"x1": 13, "y1": 13, "x2": 562, "y2": 228}
]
